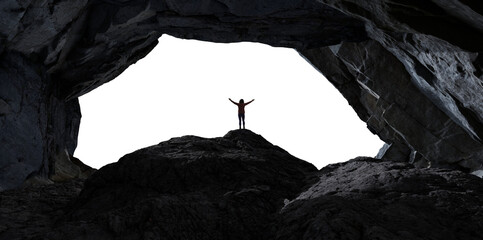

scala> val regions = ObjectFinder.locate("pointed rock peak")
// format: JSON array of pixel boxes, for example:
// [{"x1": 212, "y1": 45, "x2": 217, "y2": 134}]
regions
[{"x1": 223, "y1": 129, "x2": 274, "y2": 149}]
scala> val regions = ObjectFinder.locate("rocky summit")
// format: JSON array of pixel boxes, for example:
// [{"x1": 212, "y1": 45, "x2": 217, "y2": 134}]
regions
[{"x1": 1, "y1": 130, "x2": 482, "y2": 239}]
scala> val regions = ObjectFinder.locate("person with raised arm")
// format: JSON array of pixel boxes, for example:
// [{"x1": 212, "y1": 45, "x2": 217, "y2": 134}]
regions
[{"x1": 229, "y1": 98, "x2": 254, "y2": 129}]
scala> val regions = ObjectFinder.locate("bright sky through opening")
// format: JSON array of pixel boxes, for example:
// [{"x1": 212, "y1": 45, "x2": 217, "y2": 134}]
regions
[{"x1": 75, "y1": 35, "x2": 383, "y2": 169}]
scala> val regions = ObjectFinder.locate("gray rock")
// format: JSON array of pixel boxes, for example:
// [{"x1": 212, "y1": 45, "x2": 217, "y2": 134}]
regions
[
  {"x1": 0, "y1": 98, "x2": 10, "y2": 115},
  {"x1": 305, "y1": 0, "x2": 483, "y2": 171},
  {"x1": 50, "y1": 149, "x2": 82, "y2": 182},
  {"x1": 473, "y1": 170, "x2": 483, "y2": 178},
  {"x1": 1, "y1": 0, "x2": 483, "y2": 189},
  {"x1": 0, "y1": 53, "x2": 81, "y2": 190},
  {"x1": 0, "y1": 53, "x2": 48, "y2": 191},
  {"x1": 276, "y1": 157, "x2": 483, "y2": 240},
  {"x1": 301, "y1": 38, "x2": 482, "y2": 170}
]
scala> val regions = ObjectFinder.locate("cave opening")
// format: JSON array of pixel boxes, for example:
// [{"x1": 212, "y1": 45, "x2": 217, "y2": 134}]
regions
[{"x1": 74, "y1": 35, "x2": 383, "y2": 169}]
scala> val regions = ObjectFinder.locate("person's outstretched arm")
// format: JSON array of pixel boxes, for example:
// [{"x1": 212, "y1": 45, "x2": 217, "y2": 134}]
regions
[
  {"x1": 245, "y1": 99, "x2": 255, "y2": 105},
  {"x1": 229, "y1": 98, "x2": 238, "y2": 105}
]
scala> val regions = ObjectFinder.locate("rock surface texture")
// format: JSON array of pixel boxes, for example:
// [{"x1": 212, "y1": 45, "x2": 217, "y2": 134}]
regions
[
  {"x1": 0, "y1": 52, "x2": 81, "y2": 190},
  {"x1": 301, "y1": 0, "x2": 483, "y2": 170},
  {"x1": 1, "y1": 0, "x2": 482, "y2": 189},
  {"x1": 277, "y1": 158, "x2": 483, "y2": 240},
  {"x1": 0, "y1": 130, "x2": 482, "y2": 239}
]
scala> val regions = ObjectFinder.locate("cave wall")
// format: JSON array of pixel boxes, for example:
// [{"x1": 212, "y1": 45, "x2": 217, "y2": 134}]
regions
[
  {"x1": 0, "y1": 52, "x2": 80, "y2": 190},
  {"x1": 301, "y1": 0, "x2": 483, "y2": 168},
  {"x1": 301, "y1": 40, "x2": 482, "y2": 169},
  {"x1": 0, "y1": 0, "x2": 482, "y2": 189}
]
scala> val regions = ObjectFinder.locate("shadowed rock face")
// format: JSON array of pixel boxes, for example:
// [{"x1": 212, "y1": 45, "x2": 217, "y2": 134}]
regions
[
  {"x1": 66, "y1": 130, "x2": 318, "y2": 239},
  {"x1": 301, "y1": 0, "x2": 483, "y2": 170},
  {"x1": 0, "y1": 53, "x2": 81, "y2": 190},
  {"x1": 1, "y1": 0, "x2": 367, "y2": 99},
  {"x1": 0, "y1": 0, "x2": 482, "y2": 189},
  {"x1": 276, "y1": 157, "x2": 483, "y2": 240},
  {"x1": 0, "y1": 131, "x2": 482, "y2": 239}
]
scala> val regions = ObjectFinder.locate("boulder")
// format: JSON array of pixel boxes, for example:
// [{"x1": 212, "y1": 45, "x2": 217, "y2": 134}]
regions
[{"x1": 276, "y1": 157, "x2": 483, "y2": 240}]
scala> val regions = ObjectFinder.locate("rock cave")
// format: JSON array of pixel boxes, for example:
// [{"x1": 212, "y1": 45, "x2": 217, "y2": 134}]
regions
[{"x1": 0, "y1": 0, "x2": 482, "y2": 239}]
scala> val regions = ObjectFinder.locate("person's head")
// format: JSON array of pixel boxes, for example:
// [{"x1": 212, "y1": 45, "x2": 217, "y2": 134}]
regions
[{"x1": 239, "y1": 99, "x2": 244, "y2": 104}]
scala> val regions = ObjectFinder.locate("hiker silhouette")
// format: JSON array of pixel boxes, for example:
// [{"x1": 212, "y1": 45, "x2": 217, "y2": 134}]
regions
[{"x1": 229, "y1": 98, "x2": 254, "y2": 129}]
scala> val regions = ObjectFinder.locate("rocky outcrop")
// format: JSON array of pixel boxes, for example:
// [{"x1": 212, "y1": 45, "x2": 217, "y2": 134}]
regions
[
  {"x1": 300, "y1": 0, "x2": 483, "y2": 170},
  {"x1": 276, "y1": 157, "x2": 483, "y2": 240},
  {"x1": 0, "y1": 130, "x2": 482, "y2": 239},
  {"x1": 1, "y1": 0, "x2": 483, "y2": 189},
  {"x1": 63, "y1": 130, "x2": 317, "y2": 239},
  {"x1": 1, "y1": 0, "x2": 366, "y2": 99}
]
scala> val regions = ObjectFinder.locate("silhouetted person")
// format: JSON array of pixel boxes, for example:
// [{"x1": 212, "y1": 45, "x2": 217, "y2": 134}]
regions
[{"x1": 229, "y1": 98, "x2": 254, "y2": 129}]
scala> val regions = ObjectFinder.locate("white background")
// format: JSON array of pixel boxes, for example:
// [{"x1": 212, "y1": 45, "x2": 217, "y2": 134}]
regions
[{"x1": 75, "y1": 35, "x2": 383, "y2": 169}]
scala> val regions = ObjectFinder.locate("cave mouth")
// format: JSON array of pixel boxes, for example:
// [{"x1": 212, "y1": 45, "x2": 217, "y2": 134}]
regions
[{"x1": 74, "y1": 35, "x2": 383, "y2": 169}]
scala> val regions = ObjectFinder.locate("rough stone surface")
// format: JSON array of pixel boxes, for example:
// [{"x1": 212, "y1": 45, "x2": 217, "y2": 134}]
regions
[
  {"x1": 301, "y1": 38, "x2": 483, "y2": 170},
  {"x1": 0, "y1": 53, "x2": 47, "y2": 191},
  {"x1": 276, "y1": 157, "x2": 483, "y2": 240},
  {"x1": 49, "y1": 150, "x2": 96, "y2": 182},
  {"x1": 63, "y1": 130, "x2": 318, "y2": 239},
  {"x1": 1, "y1": 0, "x2": 483, "y2": 189},
  {"x1": 0, "y1": 131, "x2": 482, "y2": 239},
  {"x1": 298, "y1": 0, "x2": 483, "y2": 170},
  {"x1": 0, "y1": 179, "x2": 85, "y2": 239},
  {"x1": 1, "y1": 0, "x2": 367, "y2": 99},
  {"x1": 0, "y1": 52, "x2": 81, "y2": 190}
]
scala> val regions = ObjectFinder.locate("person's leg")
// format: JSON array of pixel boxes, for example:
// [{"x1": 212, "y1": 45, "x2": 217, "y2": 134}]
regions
[
  {"x1": 238, "y1": 114, "x2": 242, "y2": 129},
  {"x1": 242, "y1": 114, "x2": 245, "y2": 129}
]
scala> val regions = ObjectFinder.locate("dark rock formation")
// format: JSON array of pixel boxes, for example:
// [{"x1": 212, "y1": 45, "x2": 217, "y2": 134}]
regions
[
  {"x1": 63, "y1": 130, "x2": 317, "y2": 239},
  {"x1": 0, "y1": 179, "x2": 85, "y2": 239},
  {"x1": 0, "y1": 130, "x2": 482, "y2": 239},
  {"x1": 1, "y1": 0, "x2": 482, "y2": 189},
  {"x1": 276, "y1": 157, "x2": 483, "y2": 240},
  {"x1": 1, "y1": 0, "x2": 366, "y2": 99},
  {"x1": 300, "y1": 0, "x2": 483, "y2": 170},
  {"x1": 0, "y1": 52, "x2": 81, "y2": 191}
]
